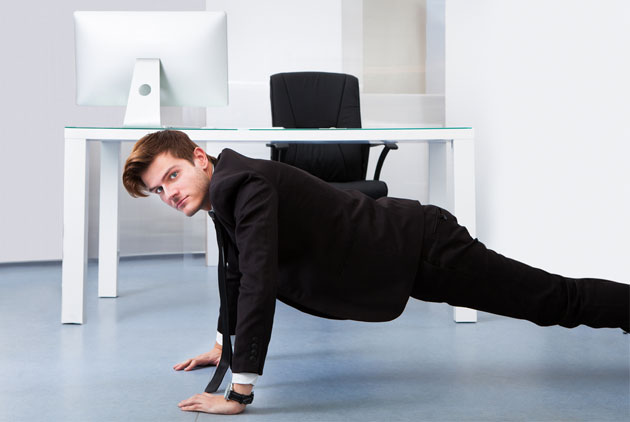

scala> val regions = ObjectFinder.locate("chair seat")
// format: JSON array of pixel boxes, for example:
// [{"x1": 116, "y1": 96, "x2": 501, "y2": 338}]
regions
[{"x1": 329, "y1": 180, "x2": 388, "y2": 200}]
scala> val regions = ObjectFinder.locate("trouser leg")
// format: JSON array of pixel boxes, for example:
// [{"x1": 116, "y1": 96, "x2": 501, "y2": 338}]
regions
[{"x1": 411, "y1": 205, "x2": 630, "y2": 331}]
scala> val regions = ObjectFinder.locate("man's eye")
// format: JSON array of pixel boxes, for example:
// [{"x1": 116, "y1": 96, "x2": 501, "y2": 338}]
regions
[
  {"x1": 156, "y1": 187, "x2": 163, "y2": 194},
  {"x1": 170, "y1": 171, "x2": 178, "y2": 179}
]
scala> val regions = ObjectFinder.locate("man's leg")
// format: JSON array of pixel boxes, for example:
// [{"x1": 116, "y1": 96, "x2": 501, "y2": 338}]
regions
[{"x1": 411, "y1": 205, "x2": 630, "y2": 331}]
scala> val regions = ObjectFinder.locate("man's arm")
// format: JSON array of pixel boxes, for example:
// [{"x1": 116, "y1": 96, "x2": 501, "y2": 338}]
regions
[
  {"x1": 178, "y1": 174, "x2": 279, "y2": 415},
  {"x1": 229, "y1": 174, "x2": 279, "y2": 376}
]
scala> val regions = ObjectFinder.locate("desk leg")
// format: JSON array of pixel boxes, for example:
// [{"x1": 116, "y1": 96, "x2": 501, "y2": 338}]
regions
[
  {"x1": 429, "y1": 140, "x2": 478, "y2": 323},
  {"x1": 98, "y1": 142, "x2": 120, "y2": 297},
  {"x1": 61, "y1": 138, "x2": 88, "y2": 324},
  {"x1": 451, "y1": 139, "x2": 478, "y2": 322},
  {"x1": 428, "y1": 140, "x2": 454, "y2": 210}
]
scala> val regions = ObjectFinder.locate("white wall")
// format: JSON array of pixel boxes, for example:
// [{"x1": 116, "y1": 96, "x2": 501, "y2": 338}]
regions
[
  {"x1": 425, "y1": 0, "x2": 445, "y2": 94},
  {"x1": 205, "y1": 0, "x2": 345, "y2": 126},
  {"x1": 445, "y1": 0, "x2": 630, "y2": 282},
  {"x1": 363, "y1": 0, "x2": 427, "y2": 94}
]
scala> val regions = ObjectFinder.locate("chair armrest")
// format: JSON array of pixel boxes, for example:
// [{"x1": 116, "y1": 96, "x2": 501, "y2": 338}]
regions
[
  {"x1": 370, "y1": 142, "x2": 398, "y2": 181},
  {"x1": 266, "y1": 143, "x2": 290, "y2": 161}
]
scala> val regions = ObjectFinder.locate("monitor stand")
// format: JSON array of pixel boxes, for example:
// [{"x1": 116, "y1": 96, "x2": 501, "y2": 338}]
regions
[{"x1": 123, "y1": 58, "x2": 162, "y2": 128}]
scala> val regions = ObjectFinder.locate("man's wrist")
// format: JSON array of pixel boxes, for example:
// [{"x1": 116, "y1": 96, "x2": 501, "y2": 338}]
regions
[
  {"x1": 224, "y1": 383, "x2": 254, "y2": 405},
  {"x1": 232, "y1": 372, "x2": 259, "y2": 385},
  {"x1": 233, "y1": 383, "x2": 253, "y2": 395},
  {"x1": 215, "y1": 331, "x2": 235, "y2": 347}
]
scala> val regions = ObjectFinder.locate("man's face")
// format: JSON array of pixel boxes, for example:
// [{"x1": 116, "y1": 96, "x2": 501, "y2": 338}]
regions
[{"x1": 141, "y1": 149, "x2": 212, "y2": 217}]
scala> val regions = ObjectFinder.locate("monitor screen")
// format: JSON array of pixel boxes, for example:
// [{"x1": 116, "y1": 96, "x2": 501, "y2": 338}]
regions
[{"x1": 74, "y1": 11, "x2": 228, "y2": 114}]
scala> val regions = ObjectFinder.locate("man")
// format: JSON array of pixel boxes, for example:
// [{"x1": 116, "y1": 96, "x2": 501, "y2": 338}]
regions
[{"x1": 122, "y1": 130, "x2": 629, "y2": 415}]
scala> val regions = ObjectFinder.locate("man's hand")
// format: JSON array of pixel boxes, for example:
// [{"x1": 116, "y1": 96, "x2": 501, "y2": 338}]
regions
[
  {"x1": 178, "y1": 392, "x2": 245, "y2": 415},
  {"x1": 173, "y1": 342, "x2": 222, "y2": 371}
]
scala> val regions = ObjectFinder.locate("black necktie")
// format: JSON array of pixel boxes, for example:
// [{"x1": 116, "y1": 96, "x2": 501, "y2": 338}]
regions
[{"x1": 205, "y1": 210, "x2": 232, "y2": 393}]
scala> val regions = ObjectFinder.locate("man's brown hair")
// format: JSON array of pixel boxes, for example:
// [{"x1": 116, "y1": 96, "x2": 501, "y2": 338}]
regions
[{"x1": 122, "y1": 130, "x2": 217, "y2": 198}]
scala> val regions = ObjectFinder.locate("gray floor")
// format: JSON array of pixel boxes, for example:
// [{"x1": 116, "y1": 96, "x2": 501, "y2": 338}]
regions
[{"x1": 1, "y1": 255, "x2": 628, "y2": 422}]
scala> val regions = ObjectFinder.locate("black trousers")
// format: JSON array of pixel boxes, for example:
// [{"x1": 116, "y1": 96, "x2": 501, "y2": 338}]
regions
[{"x1": 411, "y1": 205, "x2": 630, "y2": 332}]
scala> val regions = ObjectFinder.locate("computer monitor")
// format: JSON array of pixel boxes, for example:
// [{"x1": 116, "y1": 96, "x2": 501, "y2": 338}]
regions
[{"x1": 74, "y1": 11, "x2": 228, "y2": 127}]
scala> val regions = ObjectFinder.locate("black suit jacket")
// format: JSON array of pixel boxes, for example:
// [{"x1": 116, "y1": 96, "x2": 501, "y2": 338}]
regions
[{"x1": 209, "y1": 149, "x2": 425, "y2": 375}]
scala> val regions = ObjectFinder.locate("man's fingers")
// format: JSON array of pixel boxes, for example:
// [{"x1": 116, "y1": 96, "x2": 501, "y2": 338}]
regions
[
  {"x1": 184, "y1": 359, "x2": 198, "y2": 371},
  {"x1": 173, "y1": 359, "x2": 192, "y2": 370},
  {"x1": 178, "y1": 395, "x2": 207, "y2": 412},
  {"x1": 179, "y1": 403, "x2": 200, "y2": 412},
  {"x1": 178, "y1": 396, "x2": 198, "y2": 407}
]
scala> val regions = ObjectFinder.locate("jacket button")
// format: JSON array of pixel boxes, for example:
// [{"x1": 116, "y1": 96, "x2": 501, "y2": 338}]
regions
[{"x1": 249, "y1": 356, "x2": 256, "y2": 361}]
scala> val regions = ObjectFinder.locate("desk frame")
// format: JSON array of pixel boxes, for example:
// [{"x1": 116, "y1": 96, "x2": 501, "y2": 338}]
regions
[{"x1": 62, "y1": 127, "x2": 477, "y2": 324}]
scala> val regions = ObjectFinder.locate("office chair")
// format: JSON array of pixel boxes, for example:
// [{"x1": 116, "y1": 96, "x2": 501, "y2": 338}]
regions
[{"x1": 268, "y1": 71, "x2": 397, "y2": 199}]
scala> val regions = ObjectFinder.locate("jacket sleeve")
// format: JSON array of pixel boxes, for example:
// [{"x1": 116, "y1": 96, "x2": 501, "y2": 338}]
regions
[{"x1": 228, "y1": 174, "x2": 279, "y2": 375}]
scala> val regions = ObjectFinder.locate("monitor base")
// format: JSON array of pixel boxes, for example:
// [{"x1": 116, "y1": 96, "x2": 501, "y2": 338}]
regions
[{"x1": 123, "y1": 58, "x2": 162, "y2": 128}]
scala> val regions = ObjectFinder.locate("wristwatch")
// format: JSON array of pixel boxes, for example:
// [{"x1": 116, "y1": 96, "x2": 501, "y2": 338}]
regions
[{"x1": 224, "y1": 383, "x2": 254, "y2": 405}]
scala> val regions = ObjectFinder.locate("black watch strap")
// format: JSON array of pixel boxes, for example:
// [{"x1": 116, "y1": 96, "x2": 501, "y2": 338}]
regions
[{"x1": 224, "y1": 384, "x2": 254, "y2": 405}]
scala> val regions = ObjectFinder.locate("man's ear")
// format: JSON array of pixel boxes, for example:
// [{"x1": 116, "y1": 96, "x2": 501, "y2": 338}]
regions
[{"x1": 192, "y1": 147, "x2": 208, "y2": 169}]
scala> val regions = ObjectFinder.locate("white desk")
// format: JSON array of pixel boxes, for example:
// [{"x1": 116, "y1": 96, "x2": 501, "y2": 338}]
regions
[{"x1": 62, "y1": 127, "x2": 477, "y2": 324}]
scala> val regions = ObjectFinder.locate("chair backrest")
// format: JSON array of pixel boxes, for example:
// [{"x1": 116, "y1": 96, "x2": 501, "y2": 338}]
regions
[{"x1": 270, "y1": 72, "x2": 370, "y2": 182}]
